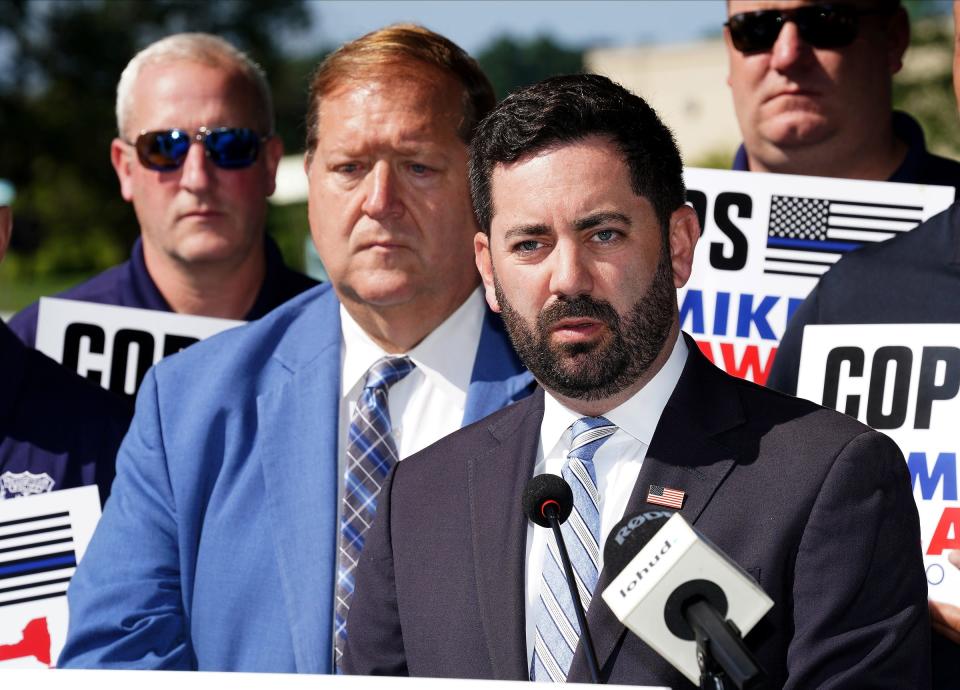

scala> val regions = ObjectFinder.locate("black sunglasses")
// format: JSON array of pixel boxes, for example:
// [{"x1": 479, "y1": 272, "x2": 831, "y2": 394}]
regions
[
  {"x1": 125, "y1": 127, "x2": 268, "y2": 172},
  {"x1": 725, "y1": 3, "x2": 890, "y2": 54}
]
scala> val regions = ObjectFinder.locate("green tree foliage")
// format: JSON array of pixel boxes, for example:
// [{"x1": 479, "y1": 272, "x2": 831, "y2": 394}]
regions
[
  {"x1": 476, "y1": 34, "x2": 583, "y2": 100},
  {"x1": 893, "y1": 8, "x2": 960, "y2": 160},
  {"x1": 0, "y1": 0, "x2": 316, "y2": 288}
]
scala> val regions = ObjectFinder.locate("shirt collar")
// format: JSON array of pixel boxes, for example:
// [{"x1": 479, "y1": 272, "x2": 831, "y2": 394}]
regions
[
  {"x1": 541, "y1": 331, "x2": 688, "y2": 453},
  {"x1": 131, "y1": 235, "x2": 291, "y2": 319},
  {"x1": 732, "y1": 143, "x2": 750, "y2": 171},
  {"x1": 128, "y1": 237, "x2": 172, "y2": 311},
  {"x1": 340, "y1": 287, "x2": 486, "y2": 397},
  {"x1": 732, "y1": 111, "x2": 923, "y2": 181},
  {"x1": 887, "y1": 111, "x2": 928, "y2": 185},
  {"x1": 245, "y1": 236, "x2": 291, "y2": 320}
]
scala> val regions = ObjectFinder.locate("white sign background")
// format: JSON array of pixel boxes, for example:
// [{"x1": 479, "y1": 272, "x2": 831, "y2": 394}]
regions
[
  {"x1": 679, "y1": 168, "x2": 954, "y2": 384},
  {"x1": 798, "y1": 324, "x2": 960, "y2": 602},
  {"x1": 0, "y1": 486, "x2": 101, "y2": 668},
  {"x1": 35, "y1": 298, "x2": 244, "y2": 397}
]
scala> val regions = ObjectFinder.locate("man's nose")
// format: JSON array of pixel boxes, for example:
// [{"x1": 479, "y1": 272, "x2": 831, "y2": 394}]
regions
[
  {"x1": 361, "y1": 162, "x2": 403, "y2": 220},
  {"x1": 178, "y1": 140, "x2": 213, "y2": 192},
  {"x1": 769, "y1": 21, "x2": 812, "y2": 71},
  {"x1": 548, "y1": 239, "x2": 594, "y2": 298}
]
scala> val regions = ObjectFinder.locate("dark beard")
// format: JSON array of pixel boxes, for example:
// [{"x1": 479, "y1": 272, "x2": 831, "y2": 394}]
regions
[{"x1": 494, "y1": 247, "x2": 676, "y2": 401}]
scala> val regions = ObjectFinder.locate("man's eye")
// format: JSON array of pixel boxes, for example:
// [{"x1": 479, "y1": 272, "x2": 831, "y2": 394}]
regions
[
  {"x1": 410, "y1": 163, "x2": 430, "y2": 174},
  {"x1": 594, "y1": 229, "x2": 617, "y2": 242},
  {"x1": 514, "y1": 240, "x2": 542, "y2": 253},
  {"x1": 335, "y1": 163, "x2": 361, "y2": 174}
]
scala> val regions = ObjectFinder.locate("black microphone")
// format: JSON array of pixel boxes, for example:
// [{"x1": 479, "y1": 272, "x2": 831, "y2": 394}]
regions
[
  {"x1": 601, "y1": 511, "x2": 771, "y2": 690},
  {"x1": 522, "y1": 474, "x2": 601, "y2": 684}
]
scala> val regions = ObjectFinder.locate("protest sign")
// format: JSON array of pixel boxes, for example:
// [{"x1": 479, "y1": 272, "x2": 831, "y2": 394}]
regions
[
  {"x1": 798, "y1": 324, "x2": 960, "y2": 601},
  {"x1": 0, "y1": 486, "x2": 100, "y2": 668},
  {"x1": 680, "y1": 168, "x2": 954, "y2": 384},
  {"x1": 36, "y1": 298, "x2": 243, "y2": 398}
]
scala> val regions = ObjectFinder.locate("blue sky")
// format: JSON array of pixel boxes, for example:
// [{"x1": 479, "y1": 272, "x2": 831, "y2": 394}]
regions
[{"x1": 300, "y1": 1, "x2": 729, "y2": 54}]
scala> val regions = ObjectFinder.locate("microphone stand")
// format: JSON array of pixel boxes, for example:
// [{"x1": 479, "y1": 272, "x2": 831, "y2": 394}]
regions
[
  {"x1": 686, "y1": 599, "x2": 763, "y2": 690},
  {"x1": 544, "y1": 503, "x2": 602, "y2": 684},
  {"x1": 694, "y1": 624, "x2": 731, "y2": 690}
]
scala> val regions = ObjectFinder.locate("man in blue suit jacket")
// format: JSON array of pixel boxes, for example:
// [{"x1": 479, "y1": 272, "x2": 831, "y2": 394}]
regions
[{"x1": 59, "y1": 25, "x2": 534, "y2": 673}]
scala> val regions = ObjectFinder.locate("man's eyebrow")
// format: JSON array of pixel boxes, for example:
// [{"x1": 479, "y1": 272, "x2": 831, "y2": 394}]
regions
[
  {"x1": 503, "y1": 224, "x2": 551, "y2": 241},
  {"x1": 574, "y1": 211, "x2": 631, "y2": 232}
]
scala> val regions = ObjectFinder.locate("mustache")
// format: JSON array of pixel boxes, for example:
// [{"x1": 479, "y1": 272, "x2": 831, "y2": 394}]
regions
[{"x1": 537, "y1": 295, "x2": 620, "y2": 330}]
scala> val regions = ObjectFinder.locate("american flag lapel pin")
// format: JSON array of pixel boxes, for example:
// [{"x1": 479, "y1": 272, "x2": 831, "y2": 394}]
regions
[{"x1": 647, "y1": 484, "x2": 685, "y2": 509}]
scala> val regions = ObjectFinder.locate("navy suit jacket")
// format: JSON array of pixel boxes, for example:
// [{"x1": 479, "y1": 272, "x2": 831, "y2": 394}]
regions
[
  {"x1": 343, "y1": 334, "x2": 930, "y2": 688},
  {"x1": 58, "y1": 283, "x2": 534, "y2": 672}
]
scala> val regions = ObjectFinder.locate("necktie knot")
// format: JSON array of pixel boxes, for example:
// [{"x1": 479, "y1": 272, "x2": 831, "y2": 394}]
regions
[
  {"x1": 568, "y1": 416, "x2": 616, "y2": 465},
  {"x1": 364, "y1": 355, "x2": 415, "y2": 391}
]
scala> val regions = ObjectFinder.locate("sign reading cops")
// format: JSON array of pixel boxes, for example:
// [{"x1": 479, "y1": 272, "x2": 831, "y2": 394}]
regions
[
  {"x1": 35, "y1": 298, "x2": 244, "y2": 399},
  {"x1": 679, "y1": 168, "x2": 954, "y2": 384},
  {"x1": 798, "y1": 324, "x2": 960, "y2": 602}
]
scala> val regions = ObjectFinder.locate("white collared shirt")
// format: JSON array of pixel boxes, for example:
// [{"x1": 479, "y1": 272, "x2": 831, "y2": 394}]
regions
[
  {"x1": 523, "y1": 332, "x2": 688, "y2": 668},
  {"x1": 338, "y1": 287, "x2": 486, "y2": 476}
]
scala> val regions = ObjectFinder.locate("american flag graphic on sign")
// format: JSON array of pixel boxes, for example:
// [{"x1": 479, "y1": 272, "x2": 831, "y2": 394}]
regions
[
  {"x1": 0, "y1": 511, "x2": 76, "y2": 609},
  {"x1": 765, "y1": 195, "x2": 924, "y2": 278},
  {"x1": 647, "y1": 485, "x2": 685, "y2": 509}
]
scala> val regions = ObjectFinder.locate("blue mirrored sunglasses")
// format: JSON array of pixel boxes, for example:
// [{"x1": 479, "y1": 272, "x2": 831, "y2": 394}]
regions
[{"x1": 126, "y1": 127, "x2": 268, "y2": 171}]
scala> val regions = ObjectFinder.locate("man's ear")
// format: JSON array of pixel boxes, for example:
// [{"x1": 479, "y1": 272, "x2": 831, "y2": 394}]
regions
[
  {"x1": 723, "y1": 25, "x2": 735, "y2": 88},
  {"x1": 668, "y1": 204, "x2": 700, "y2": 289},
  {"x1": 263, "y1": 135, "x2": 284, "y2": 197},
  {"x1": 111, "y1": 138, "x2": 136, "y2": 202},
  {"x1": 887, "y1": 7, "x2": 910, "y2": 74},
  {"x1": 474, "y1": 231, "x2": 501, "y2": 313}
]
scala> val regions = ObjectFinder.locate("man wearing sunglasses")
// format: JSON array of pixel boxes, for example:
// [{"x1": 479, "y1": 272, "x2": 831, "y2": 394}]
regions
[
  {"x1": 7, "y1": 33, "x2": 317, "y2": 349},
  {"x1": 58, "y1": 25, "x2": 534, "y2": 673},
  {"x1": 725, "y1": 0, "x2": 960, "y2": 193}
]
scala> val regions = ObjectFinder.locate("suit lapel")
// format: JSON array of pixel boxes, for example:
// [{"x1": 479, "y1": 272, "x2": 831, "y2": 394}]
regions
[
  {"x1": 468, "y1": 390, "x2": 544, "y2": 680},
  {"x1": 255, "y1": 292, "x2": 342, "y2": 673},
  {"x1": 568, "y1": 337, "x2": 745, "y2": 682},
  {"x1": 463, "y1": 309, "x2": 535, "y2": 425}
]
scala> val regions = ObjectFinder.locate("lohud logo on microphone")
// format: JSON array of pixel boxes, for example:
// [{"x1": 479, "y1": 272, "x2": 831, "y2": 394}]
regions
[{"x1": 618, "y1": 539, "x2": 673, "y2": 598}]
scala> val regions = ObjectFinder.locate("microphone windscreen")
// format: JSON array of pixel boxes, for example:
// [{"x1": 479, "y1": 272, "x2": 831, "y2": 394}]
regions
[
  {"x1": 603, "y1": 510, "x2": 676, "y2": 574},
  {"x1": 522, "y1": 474, "x2": 574, "y2": 527}
]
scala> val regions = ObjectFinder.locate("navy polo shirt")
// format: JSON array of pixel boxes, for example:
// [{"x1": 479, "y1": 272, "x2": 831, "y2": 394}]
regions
[
  {"x1": 732, "y1": 111, "x2": 960, "y2": 196},
  {"x1": 8, "y1": 235, "x2": 318, "y2": 347},
  {"x1": 0, "y1": 319, "x2": 133, "y2": 504}
]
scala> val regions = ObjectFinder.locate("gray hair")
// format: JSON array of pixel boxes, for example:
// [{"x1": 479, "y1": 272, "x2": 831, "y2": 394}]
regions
[{"x1": 115, "y1": 32, "x2": 274, "y2": 138}]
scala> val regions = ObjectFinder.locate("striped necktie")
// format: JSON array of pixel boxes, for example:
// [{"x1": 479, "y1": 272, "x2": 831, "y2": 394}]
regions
[
  {"x1": 531, "y1": 416, "x2": 617, "y2": 682},
  {"x1": 335, "y1": 355, "x2": 415, "y2": 667}
]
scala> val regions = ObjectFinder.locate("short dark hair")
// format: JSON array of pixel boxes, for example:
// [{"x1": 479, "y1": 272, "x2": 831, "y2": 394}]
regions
[{"x1": 469, "y1": 73, "x2": 685, "y2": 235}]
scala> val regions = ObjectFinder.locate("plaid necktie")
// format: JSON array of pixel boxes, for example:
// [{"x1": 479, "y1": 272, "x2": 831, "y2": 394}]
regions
[
  {"x1": 531, "y1": 416, "x2": 617, "y2": 682},
  {"x1": 335, "y1": 355, "x2": 415, "y2": 666}
]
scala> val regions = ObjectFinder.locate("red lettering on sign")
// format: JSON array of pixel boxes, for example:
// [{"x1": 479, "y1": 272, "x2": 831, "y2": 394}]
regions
[
  {"x1": 719, "y1": 344, "x2": 777, "y2": 386},
  {"x1": 927, "y1": 508, "x2": 960, "y2": 556}
]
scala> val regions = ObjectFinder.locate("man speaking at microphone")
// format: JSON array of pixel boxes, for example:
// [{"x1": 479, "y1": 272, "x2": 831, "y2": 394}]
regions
[{"x1": 342, "y1": 74, "x2": 930, "y2": 687}]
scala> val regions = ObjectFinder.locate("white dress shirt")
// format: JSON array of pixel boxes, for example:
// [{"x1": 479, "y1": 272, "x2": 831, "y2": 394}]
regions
[
  {"x1": 338, "y1": 287, "x2": 486, "y2": 483},
  {"x1": 523, "y1": 332, "x2": 688, "y2": 668}
]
